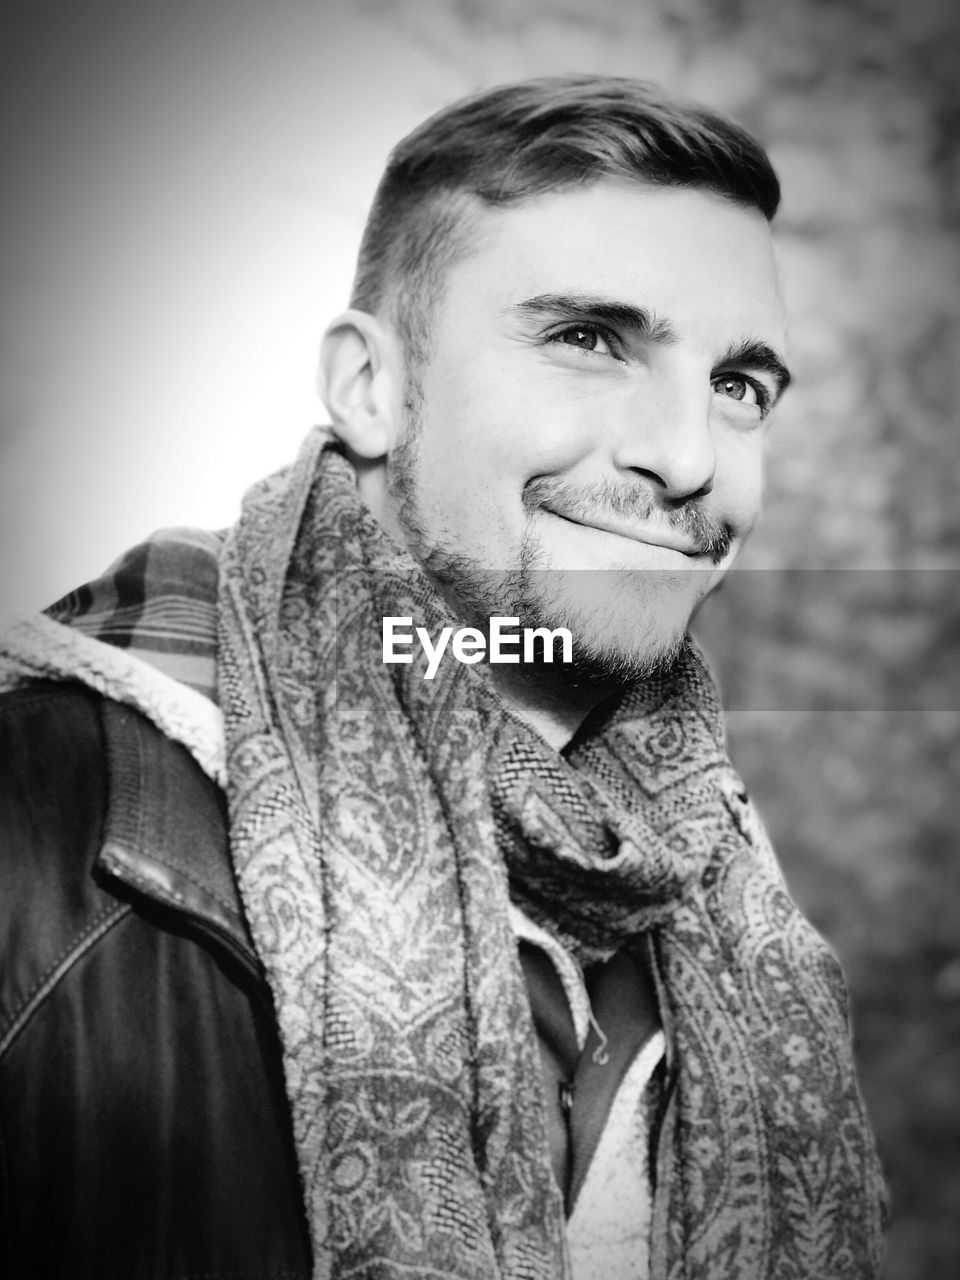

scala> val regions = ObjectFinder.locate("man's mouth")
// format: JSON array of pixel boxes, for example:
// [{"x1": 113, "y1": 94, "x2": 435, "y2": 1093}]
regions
[
  {"x1": 523, "y1": 475, "x2": 733, "y2": 565},
  {"x1": 541, "y1": 506, "x2": 711, "y2": 558}
]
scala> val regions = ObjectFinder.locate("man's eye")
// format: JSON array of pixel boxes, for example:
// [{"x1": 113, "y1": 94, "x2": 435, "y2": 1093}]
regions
[
  {"x1": 712, "y1": 374, "x2": 765, "y2": 410},
  {"x1": 554, "y1": 325, "x2": 614, "y2": 356}
]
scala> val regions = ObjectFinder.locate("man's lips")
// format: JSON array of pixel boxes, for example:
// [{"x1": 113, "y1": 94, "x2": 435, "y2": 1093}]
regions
[{"x1": 542, "y1": 506, "x2": 709, "y2": 557}]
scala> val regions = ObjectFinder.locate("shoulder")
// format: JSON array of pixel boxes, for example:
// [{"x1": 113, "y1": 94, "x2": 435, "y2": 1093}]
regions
[
  {"x1": 0, "y1": 683, "x2": 119, "y2": 1056},
  {"x1": 0, "y1": 680, "x2": 109, "y2": 918},
  {"x1": 0, "y1": 682, "x2": 311, "y2": 1278},
  {"x1": 0, "y1": 677, "x2": 104, "y2": 757},
  {"x1": 0, "y1": 680, "x2": 242, "y2": 1051}
]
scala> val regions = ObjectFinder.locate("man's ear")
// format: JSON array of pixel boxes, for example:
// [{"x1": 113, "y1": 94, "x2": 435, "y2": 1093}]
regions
[{"x1": 317, "y1": 309, "x2": 404, "y2": 459}]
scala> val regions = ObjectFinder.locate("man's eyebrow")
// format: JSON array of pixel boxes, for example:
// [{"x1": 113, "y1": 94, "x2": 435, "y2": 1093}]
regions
[
  {"x1": 718, "y1": 339, "x2": 792, "y2": 398},
  {"x1": 511, "y1": 293, "x2": 676, "y2": 341}
]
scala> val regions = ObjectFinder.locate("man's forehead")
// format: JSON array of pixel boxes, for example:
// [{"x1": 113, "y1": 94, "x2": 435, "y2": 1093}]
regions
[{"x1": 451, "y1": 179, "x2": 786, "y2": 347}]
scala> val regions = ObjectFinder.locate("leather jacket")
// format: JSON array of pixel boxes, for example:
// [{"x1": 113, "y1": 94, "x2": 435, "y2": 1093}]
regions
[
  {"x1": 1, "y1": 681, "x2": 665, "y2": 1278},
  {"x1": 0, "y1": 682, "x2": 312, "y2": 1279}
]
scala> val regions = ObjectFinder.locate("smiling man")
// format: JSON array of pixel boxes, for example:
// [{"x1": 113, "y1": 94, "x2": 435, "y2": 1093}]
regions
[
  {"x1": 0, "y1": 78, "x2": 884, "y2": 1279},
  {"x1": 329, "y1": 164, "x2": 790, "y2": 742}
]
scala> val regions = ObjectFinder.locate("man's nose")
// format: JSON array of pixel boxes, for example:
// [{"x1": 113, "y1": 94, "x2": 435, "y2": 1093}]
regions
[{"x1": 611, "y1": 358, "x2": 717, "y2": 501}]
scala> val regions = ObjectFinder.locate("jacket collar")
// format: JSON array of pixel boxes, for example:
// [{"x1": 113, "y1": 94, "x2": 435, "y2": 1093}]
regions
[{"x1": 97, "y1": 697, "x2": 260, "y2": 976}]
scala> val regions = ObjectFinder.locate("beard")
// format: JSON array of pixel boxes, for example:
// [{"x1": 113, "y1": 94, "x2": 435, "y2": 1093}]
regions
[
  {"x1": 410, "y1": 542, "x2": 704, "y2": 689},
  {"x1": 387, "y1": 406, "x2": 727, "y2": 689}
]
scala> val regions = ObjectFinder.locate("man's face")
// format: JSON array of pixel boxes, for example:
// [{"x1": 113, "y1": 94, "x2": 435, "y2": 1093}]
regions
[{"x1": 381, "y1": 178, "x2": 788, "y2": 683}]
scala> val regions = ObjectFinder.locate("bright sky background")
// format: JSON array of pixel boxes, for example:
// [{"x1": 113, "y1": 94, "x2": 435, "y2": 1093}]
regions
[{"x1": 0, "y1": 2, "x2": 474, "y2": 609}]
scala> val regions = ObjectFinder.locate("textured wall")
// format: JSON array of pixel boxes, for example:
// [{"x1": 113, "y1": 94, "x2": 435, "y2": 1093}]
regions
[{"x1": 2, "y1": 1, "x2": 958, "y2": 1275}]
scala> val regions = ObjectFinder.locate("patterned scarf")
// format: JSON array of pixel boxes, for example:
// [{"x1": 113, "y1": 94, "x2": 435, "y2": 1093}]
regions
[
  {"x1": 20, "y1": 427, "x2": 884, "y2": 1277},
  {"x1": 214, "y1": 429, "x2": 885, "y2": 1279}
]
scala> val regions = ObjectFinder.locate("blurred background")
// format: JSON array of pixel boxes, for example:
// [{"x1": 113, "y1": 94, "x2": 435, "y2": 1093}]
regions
[{"x1": 1, "y1": 0, "x2": 957, "y2": 1274}]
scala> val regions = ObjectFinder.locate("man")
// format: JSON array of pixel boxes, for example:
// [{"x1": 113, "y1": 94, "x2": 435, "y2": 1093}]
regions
[{"x1": 0, "y1": 77, "x2": 885, "y2": 1278}]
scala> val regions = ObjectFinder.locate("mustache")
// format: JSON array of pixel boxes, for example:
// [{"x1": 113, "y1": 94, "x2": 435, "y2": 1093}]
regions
[{"x1": 522, "y1": 475, "x2": 733, "y2": 564}]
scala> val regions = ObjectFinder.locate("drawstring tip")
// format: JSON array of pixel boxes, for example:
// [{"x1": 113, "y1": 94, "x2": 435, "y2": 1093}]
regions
[{"x1": 587, "y1": 1008, "x2": 610, "y2": 1065}]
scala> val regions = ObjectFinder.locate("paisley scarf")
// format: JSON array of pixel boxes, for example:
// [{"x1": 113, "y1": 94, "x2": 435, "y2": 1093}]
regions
[{"x1": 214, "y1": 427, "x2": 885, "y2": 1279}]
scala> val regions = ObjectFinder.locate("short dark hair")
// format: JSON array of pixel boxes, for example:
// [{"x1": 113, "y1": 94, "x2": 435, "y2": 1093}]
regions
[{"x1": 350, "y1": 75, "x2": 780, "y2": 362}]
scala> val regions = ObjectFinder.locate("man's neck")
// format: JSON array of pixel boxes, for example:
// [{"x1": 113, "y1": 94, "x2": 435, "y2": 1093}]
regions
[{"x1": 487, "y1": 666, "x2": 616, "y2": 752}]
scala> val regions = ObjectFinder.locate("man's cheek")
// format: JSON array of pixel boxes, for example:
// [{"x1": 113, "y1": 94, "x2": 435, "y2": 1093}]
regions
[{"x1": 718, "y1": 452, "x2": 765, "y2": 534}]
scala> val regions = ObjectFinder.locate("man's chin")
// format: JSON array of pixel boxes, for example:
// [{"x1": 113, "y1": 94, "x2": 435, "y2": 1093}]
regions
[
  {"x1": 573, "y1": 630, "x2": 685, "y2": 686},
  {"x1": 522, "y1": 568, "x2": 706, "y2": 667},
  {"x1": 523, "y1": 608, "x2": 688, "y2": 692}
]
